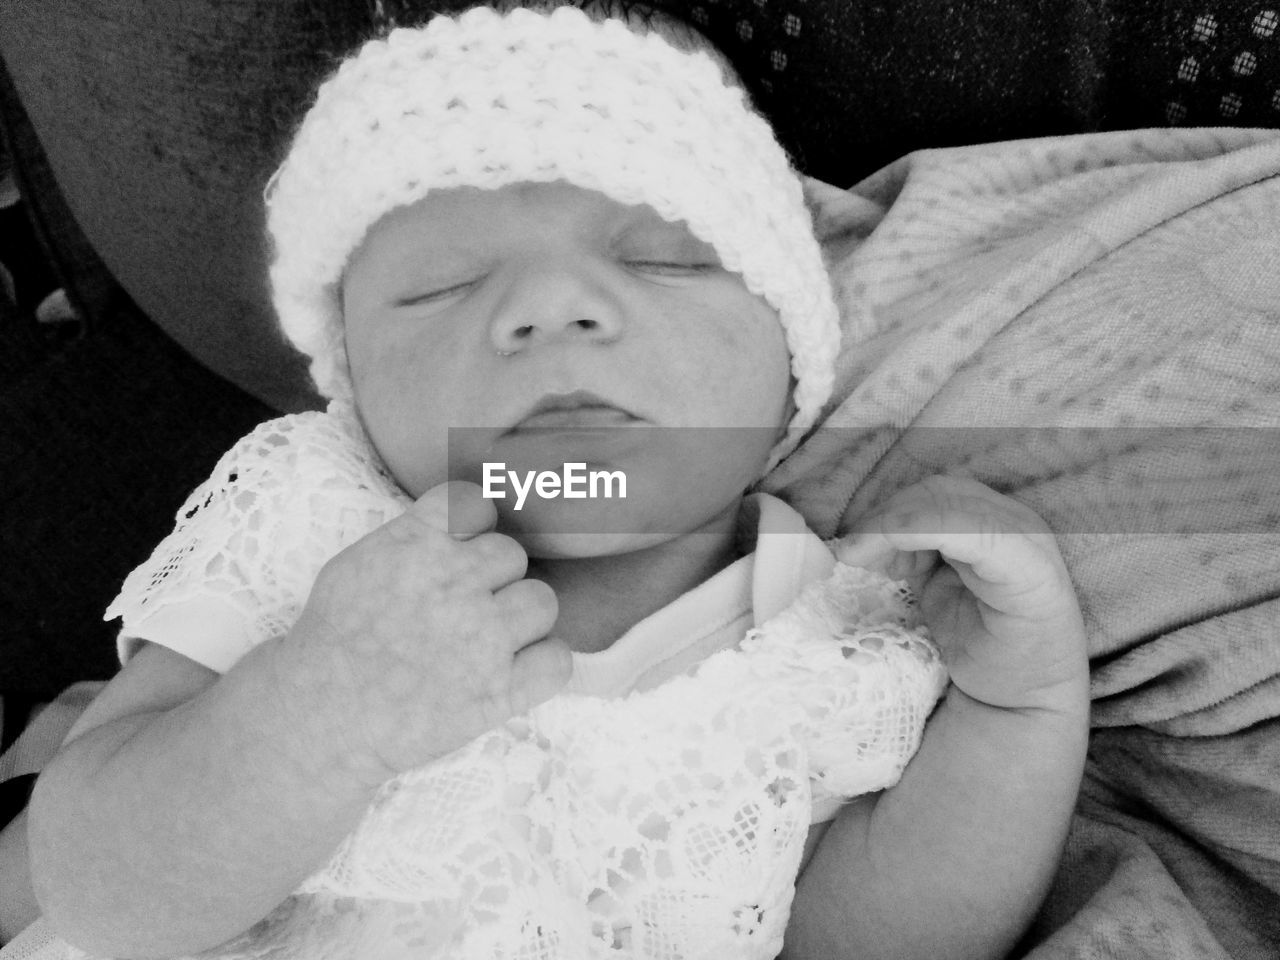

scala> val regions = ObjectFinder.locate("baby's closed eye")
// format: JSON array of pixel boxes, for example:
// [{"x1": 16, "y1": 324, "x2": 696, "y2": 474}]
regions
[
  {"x1": 394, "y1": 276, "x2": 483, "y2": 307},
  {"x1": 613, "y1": 221, "x2": 723, "y2": 276},
  {"x1": 622, "y1": 259, "x2": 721, "y2": 277}
]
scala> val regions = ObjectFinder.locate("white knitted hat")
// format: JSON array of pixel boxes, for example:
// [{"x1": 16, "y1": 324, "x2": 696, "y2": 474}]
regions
[{"x1": 266, "y1": 4, "x2": 841, "y2": 448}]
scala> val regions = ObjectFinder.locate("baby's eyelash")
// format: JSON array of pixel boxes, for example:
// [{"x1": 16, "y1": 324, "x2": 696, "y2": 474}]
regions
[
  {"x1": 624, "y1": 260, "x2": 719, "y2": 275},
  {"x1": 395, "y1": 279, "x2": 476, "y2": 306}
]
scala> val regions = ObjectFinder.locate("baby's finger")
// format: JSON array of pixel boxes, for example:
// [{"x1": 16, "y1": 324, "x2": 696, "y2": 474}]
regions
[
  {"x1": 407, "y1": 481, "x2": 498, "y2": 540},
  {"x1": 871, "y1": 512, "x2": 1072, "y2": 624},
  {"x1": 463, "y1": 532, "x2": 530, "y2": 589},
  {"x1": 833, "y1": 532, "x2": 900, "y2": 573},
  {"x1": 853, "y1": 478, "x2": 1071, "y2": 607},
  {"x1": 507, "y1": 636, "x2": 573, "y2": 715},
  {"x1": 867, "y1": 504, "x2": 1057, "y2": 582},
  {"x1": 835, "y1": 534, "x2": 938, "y2": 592},
  {"x1": 492, "y1": 578, "x2": 560, "y2": 651},
  {"x1": 866, "y1": 476, "x2": 1051, "y2": 539}
]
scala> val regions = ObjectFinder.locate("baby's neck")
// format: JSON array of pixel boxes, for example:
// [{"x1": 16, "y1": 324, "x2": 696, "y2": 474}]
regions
[{"x1": 527, "y1": 509, "x2": 744, "y2": 655}]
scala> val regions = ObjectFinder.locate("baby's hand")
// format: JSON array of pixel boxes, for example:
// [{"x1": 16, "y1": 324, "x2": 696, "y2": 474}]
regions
[
  {"x1": 839, "y1": 475, "x2": 1087, "y2": 715},
  {"x1": 276, "y1": 481, "x2": 571, "y2": 787}
]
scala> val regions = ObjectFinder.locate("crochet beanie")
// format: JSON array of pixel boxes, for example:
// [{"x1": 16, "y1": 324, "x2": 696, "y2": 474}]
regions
[{"x1": 266, "y1": 3, "x2": 841, "y2": 448}]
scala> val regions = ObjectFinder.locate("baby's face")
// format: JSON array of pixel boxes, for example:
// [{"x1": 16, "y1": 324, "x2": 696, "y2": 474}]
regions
[{"x1": 341, "y1": 181, "x2": 791, "y2": 556}]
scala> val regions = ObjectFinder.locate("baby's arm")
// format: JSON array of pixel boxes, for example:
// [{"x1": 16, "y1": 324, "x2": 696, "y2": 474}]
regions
[
  {"x1": 27, "y1": 482, "x2": 570, "y2": 958},
  {"x1": 785, "y1": 476, "x2": 1090, "y2": 960}
]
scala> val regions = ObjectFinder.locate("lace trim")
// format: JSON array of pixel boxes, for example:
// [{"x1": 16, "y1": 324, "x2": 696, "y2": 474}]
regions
[
  {"x1": 105, "y1": 403, "x2": 408, "y2": 667},
  {"x1": 190, "y1": 566, "x2": 946, "y2": 960}
]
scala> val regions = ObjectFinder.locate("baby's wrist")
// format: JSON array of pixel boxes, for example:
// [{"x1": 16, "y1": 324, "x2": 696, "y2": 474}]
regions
[
  {"x1": 251, "y1": 633, "x2": 396, "y2": 795},
  {"x1": 947, "y1": 680, "x2": 1085, "y2": 742},
  {"x1": 946, "y1": 629, "x2": 1090, "y2": 718}
]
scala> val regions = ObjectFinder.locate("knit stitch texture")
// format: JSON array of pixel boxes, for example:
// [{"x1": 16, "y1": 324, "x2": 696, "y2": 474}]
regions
[{"x1": 265, "y1": 5, "x2": 842, "y2": 453}]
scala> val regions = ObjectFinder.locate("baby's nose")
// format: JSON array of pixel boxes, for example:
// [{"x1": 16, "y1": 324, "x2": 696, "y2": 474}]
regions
[{"x1": 489, "y1": 262, "x2": 624, "y2": 354}]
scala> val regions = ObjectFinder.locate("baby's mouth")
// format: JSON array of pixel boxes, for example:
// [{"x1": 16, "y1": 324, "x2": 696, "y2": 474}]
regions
[
  {"x1": 508, "y1": 391, "x2": 641, "y2": 433},
  {"x1": 514, "y1": 407, "x2": 638, "y2": 430}
]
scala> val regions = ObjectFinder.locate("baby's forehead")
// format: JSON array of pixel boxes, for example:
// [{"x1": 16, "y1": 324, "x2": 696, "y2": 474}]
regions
[
  {"x1": 357, "y1": 182, "x2": 708, "y2": 252},
  {"x1": 340, "y1": 181, "x2": 731, "y2": 296}
]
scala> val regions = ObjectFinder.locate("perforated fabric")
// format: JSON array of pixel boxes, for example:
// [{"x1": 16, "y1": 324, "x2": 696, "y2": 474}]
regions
[
  {"x1": 88, "y1": 578, "x2": 944, "y2": 960},
  {"x1": 104, "y1": 402, "x2": 410, "y2": 672},
  {"x1": 85, "y1": 406, "x2": 948, "y2": 959},
  {"x1": 0, "y1": 919, "x2": 61, "y2": 960}
]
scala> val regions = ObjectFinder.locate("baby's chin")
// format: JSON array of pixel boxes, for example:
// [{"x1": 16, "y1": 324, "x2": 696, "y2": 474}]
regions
[
  {"x1": 496, "y1": 494, "x2": 736, "y2": 560},
  {"x1": 496, "y1": 497, "x2": 676, "y2": 559},
  {"x1": 515, "y1": 529, "x2": 677, "y2": 560}
]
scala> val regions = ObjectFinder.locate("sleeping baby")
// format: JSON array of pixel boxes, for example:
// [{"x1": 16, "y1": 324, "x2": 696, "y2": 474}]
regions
[{"x1": 20, "y1": 3, "x2": 1090, "y2": 958}]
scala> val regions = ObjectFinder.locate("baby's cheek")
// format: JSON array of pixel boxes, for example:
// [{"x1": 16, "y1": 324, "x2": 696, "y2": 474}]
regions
[
  {"x1": 359, "y1": 423, "x2": 447, "y2": 500},
  {"x1": 685, "y1": 294, "x2": 787, "y2": 372},
  {"x1": 721, "y1": 321, "x2": 793, "y2": 423},
  {"x1": 350, "y1": 369, "x2": 453, "y2": 498}
]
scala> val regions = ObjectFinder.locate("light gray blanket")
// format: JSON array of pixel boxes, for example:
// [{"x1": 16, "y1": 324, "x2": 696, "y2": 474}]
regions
[{"x1": 769, "y1": 128, "x2": 1280, "y2": 958}]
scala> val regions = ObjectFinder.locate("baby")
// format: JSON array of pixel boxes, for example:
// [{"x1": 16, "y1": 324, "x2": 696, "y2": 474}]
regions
[{"x1": 20, "y1": 3, "x2": 1090, "y2": 959}]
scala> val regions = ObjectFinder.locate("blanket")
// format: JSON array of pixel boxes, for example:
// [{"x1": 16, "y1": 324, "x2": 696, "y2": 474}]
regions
[{"x1": 768, "y1": 128, "x2": 1280, "y2": 958}]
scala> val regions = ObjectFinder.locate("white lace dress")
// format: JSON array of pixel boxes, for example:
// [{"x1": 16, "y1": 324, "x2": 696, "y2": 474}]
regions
[{"x1": 43, "y1": 404, "x2": 949, "y2": 960}]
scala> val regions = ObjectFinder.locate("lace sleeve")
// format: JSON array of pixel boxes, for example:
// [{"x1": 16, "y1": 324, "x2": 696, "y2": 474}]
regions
[
  {"x1": 103, "y1": 402, "x2": 409, "y2": 672},
  {"x1": 733, "y1": 562, "x2": 949, "y2": 807}
]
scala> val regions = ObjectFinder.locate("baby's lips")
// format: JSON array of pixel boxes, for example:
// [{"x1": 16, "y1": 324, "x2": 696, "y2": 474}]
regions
[
  {"x1": 508, "y1": 389, "x2": 640, "y2": 432},
  {"x1": 510, "y1": 405, "x2": 639, "y2": 432}
]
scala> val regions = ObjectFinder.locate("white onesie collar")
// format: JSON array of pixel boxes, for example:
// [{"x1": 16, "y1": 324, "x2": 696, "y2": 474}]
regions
[{"x1": 565, "y1": 492, "x2": 836, "y2": 698}]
